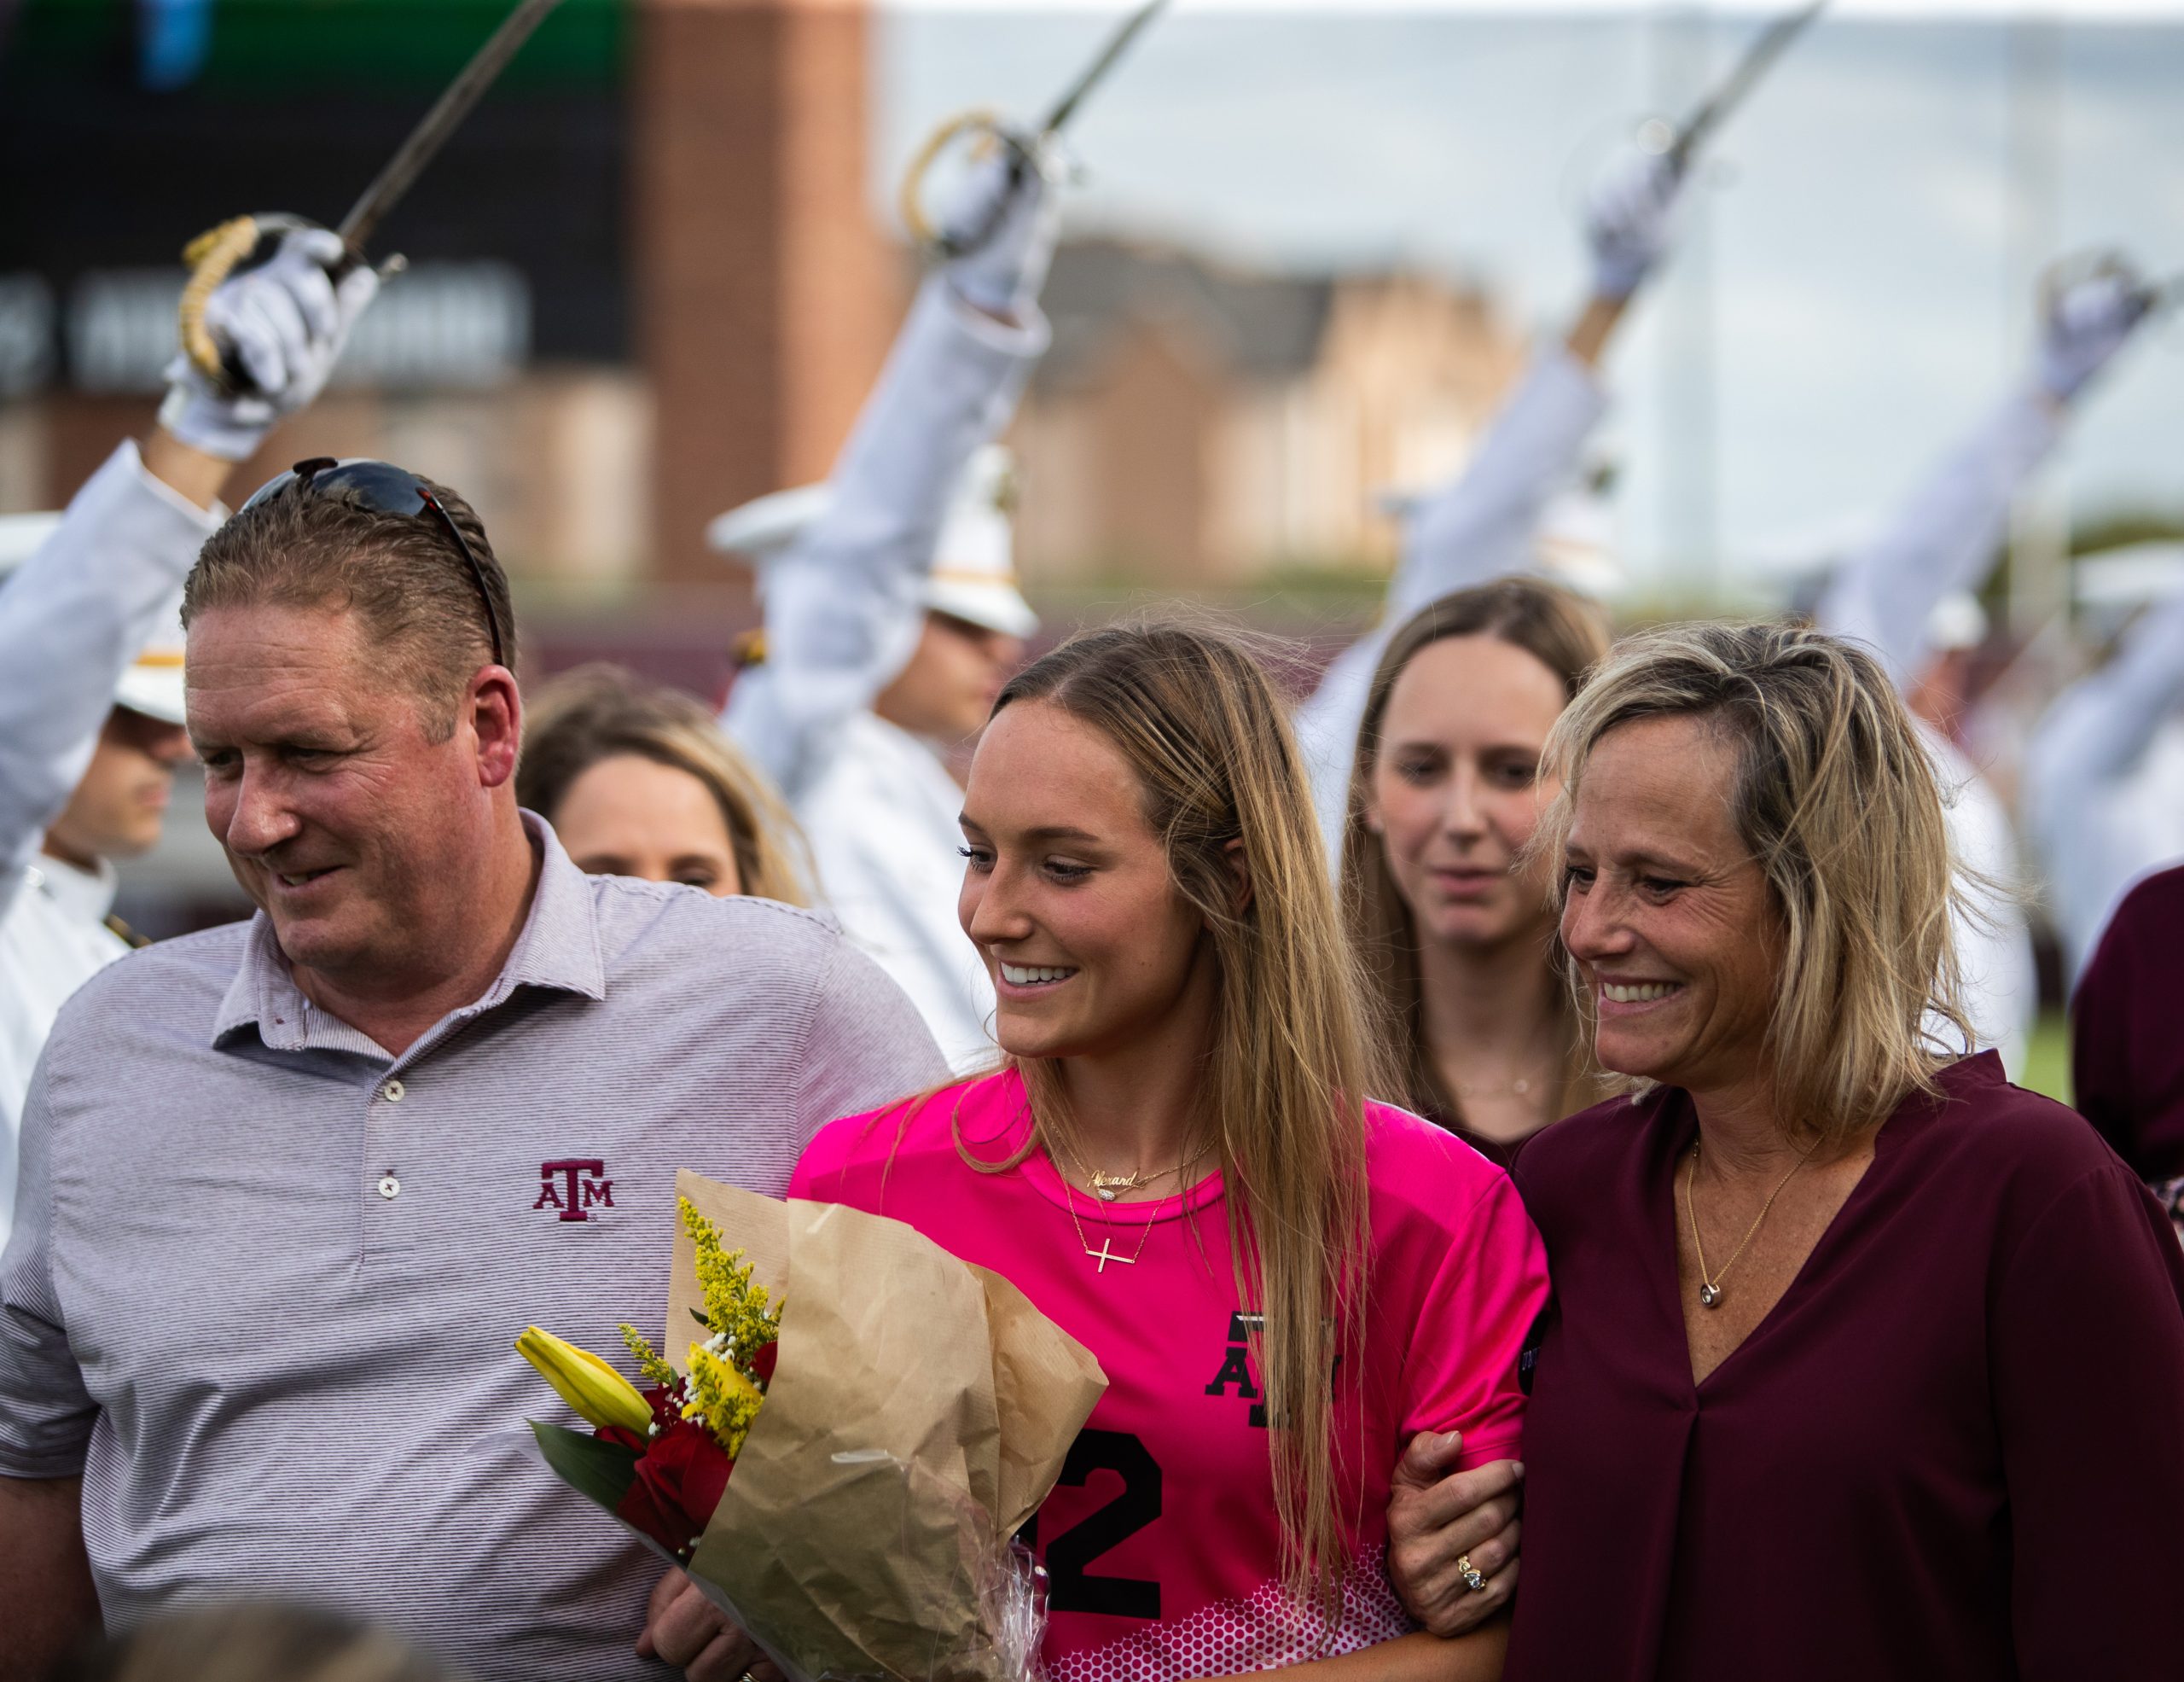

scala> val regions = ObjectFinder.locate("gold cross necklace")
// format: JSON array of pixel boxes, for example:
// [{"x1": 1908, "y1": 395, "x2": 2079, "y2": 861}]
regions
[{"x1": 1053, "y1": 1138, "x2": 1170, "y2": 1274}]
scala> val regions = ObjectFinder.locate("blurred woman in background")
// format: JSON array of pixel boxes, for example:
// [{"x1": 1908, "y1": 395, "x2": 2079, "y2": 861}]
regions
[
  {"x1": 1339, "y1": 579, "x2": 1610, "y2": 1160},
  {"x1": 519, "y1": 664, "x2": 810, "y2": 904}
]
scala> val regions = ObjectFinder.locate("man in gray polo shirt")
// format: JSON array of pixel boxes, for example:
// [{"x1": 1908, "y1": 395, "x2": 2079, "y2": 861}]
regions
[{"x1": 0, "y1": 462, "x2": 948, "y2": 1681}]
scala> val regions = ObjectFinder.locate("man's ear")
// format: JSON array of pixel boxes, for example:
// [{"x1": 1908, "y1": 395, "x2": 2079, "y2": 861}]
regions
[{"x1": 469, "y1": 666, "x2": 523, "y2": 789}]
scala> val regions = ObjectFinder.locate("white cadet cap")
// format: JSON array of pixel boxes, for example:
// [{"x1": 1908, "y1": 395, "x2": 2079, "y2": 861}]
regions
[
  {"x1": 706, "y1": 445, "x2": 1040, "y2": 641},
  {"x1": 0, "y1": 511, "x2": 188, "y2": 726},
  {"x1": 704, "y1": 483, "x2": 834, "y2": 564},
  {"x1": 1924, "y1": 590, "x2": 1989, "y2": 655},
  {"x1": 114, "y1": 590, "x2": 189, "y2": 726}
]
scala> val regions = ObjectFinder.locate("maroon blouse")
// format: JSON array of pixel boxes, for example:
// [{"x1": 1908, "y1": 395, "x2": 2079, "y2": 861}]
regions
[
  {"x1": 1503, "y1": 1053, "x2": 2184, "y2": 1682},
  {"x1": 2073, "y1": 863, "x2": 2184, "y2": 1180}
]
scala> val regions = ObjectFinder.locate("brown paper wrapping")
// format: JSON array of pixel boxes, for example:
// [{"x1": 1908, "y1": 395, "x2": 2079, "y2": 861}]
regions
[{"x1": 668, "y1": 1171, "x2": 1106, "y2": 1682}]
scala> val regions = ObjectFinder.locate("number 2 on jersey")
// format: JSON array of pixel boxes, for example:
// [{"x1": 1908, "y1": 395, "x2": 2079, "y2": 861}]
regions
[{"x1": 1025, "y1": 1429, "x2": 1163, "y2": 1619}]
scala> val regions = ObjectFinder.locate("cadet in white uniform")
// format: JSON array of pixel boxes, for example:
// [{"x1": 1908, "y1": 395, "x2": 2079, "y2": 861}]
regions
[
  {"x1": 2027, "y1": 564, "x2": 2184, "y2": 985},
  {"x1": 1813, "y1": 265, "x2": 2150, "y2": 1070},
  {"x1": 0, "y1": 224, "x2": 376, "y2": 1244},
  {"x1": 1294, "y1": 145, "x2": 1687, "y2": 847},
  {"x1": 717, "y1": 151, "x2": 1059, "y2": 1071}
]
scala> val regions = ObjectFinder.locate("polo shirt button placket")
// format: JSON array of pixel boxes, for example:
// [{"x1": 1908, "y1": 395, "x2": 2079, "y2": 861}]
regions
[{"x1": 368, "y1": 1074, "x2": 415, "y2": 1259}]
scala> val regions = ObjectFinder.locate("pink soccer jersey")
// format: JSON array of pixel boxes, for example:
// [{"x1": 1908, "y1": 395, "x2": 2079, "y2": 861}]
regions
[{"x1": 789, "y1": 1069, "x2": 1550, "y2": 1680}]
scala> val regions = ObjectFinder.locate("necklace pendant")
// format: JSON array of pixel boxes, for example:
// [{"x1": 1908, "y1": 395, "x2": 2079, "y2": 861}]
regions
[
  {"x1": 1095, "y1": 1186, "x2": 1118, "y2": 1202},
  {"x1": 1699, "y1": 1283, "x2": 1723, "y2": 1309}
]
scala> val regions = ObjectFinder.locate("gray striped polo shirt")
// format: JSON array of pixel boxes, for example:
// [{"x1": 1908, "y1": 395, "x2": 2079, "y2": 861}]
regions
[{"x1": 0, "y1": 817, "x2": 948, "y2": 1680}]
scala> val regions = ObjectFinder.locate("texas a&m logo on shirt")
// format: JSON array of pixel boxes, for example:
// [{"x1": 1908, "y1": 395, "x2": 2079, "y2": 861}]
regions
[
  {"x1": 534, "y1": 1158, "x2": 614, "y2": 1222},
  {"x1": 1204, "y1": 1312, "x2": 1269, "y2": 1429}
]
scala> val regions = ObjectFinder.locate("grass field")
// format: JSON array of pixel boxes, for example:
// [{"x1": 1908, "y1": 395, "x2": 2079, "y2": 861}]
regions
[{"x1": 2018, "y1": 1011, "x2": 2071, "y2": 1107}]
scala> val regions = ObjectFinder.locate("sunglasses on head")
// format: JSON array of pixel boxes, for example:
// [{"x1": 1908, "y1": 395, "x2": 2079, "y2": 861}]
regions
[{"x1": 242, "y1": 457, "x2": 507, "y2": 669}]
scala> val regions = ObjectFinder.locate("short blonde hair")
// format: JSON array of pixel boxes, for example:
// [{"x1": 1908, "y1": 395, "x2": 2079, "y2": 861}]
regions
[
  {"x1": 1536, "y1": 620, "x2": 1973, "y2": 1144},
  {"x1": 518, "y1": 664, "x2": 812, "y2": 906}
]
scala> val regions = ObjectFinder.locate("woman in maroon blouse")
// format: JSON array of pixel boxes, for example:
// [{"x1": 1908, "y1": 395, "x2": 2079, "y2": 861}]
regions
[{"x1": 1405, "y1": 621, "x2": 2184, "y2": 1681}]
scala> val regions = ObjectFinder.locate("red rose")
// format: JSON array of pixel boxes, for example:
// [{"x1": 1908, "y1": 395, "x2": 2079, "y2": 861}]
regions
[
  {"x1": 752, "y1": 1342, "x2": 778, "y2": 1387},
  {"x1": 614, "y1": 1417, "x2": 736, "y2": 1559},
  {"x1": 595, "y1": 1386, "x2": 684, "y2": 1454}
]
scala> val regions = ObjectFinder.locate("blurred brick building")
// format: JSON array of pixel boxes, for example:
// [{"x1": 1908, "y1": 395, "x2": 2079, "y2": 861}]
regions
[{"x1": 1012, "y1": 238, "x2": 1526, "y2": 585}]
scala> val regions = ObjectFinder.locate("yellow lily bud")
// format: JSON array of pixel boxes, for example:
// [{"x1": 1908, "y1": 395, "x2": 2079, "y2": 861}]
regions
[{"x1": 516, "y1": 1326, "x2": 653, "y2": 1435}]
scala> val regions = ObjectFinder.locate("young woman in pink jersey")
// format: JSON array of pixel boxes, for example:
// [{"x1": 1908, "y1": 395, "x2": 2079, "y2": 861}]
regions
[{"x1": 791, "y1": 623, "x2": 1548, "y2": 1681}]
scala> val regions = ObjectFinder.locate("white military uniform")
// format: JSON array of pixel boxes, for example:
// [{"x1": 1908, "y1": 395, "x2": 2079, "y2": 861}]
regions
[
  {"x1": 717, "y1": 277, "x2": 1048, "y2": 1072},
  {"x1": 1293, "y1": 346, "x2": 1610, "y2": 853},
  {"x1": 1814, "y1": 392, "x2": 2060, "y2": 1074},
  {"x1": 0, "y1": 442, "x2": 218, "y2": 1247},
  {"x1": 2025, "y1": 573, "x2": 2184, "y2": 984}
]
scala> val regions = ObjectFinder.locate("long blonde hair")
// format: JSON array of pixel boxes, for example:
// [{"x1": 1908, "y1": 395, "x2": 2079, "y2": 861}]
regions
[
  {"x1": 1536, "y1": 620, "x2": 1975, "y2": 1144},
  {"x1": 981, "y1": 620, "x2": 1388, "y2": 1621},
  {"x1": 518, "y1": 663, "x2": 814, "y2": 905},
  {"x1": 1339, "y1": 579, "x2": 1612, "y2": 1127}
]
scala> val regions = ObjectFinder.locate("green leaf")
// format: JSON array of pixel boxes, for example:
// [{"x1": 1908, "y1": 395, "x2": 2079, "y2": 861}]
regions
[
  {"x1": 691, "y1": 1308, "x2": 712, "y2": 1330},
  {"x1": 530, "y1": 1420, "x2": 641, "y2": 1513}
]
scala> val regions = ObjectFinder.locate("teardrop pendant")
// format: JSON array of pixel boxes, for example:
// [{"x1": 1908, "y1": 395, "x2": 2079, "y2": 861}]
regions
[{"x1": 1699, "y1": 1283, "x2": 1723, "y2": 1309}]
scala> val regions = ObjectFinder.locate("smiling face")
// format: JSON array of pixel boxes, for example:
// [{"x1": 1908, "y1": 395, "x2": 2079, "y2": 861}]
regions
[
  {"x1": 957, "y1": 699, "x2": 1216, "y2": 1063},
  {"x1": 1367, "y1": 634, "x2": 1569, "y2": 952},
  {"x1": 1558, "y1": 713, "x2": 1782, "y2": 1102},
  {"x1": 187, "y1": 602, "x2": 517, "y2": 994},
  {"x1": 549, "y1": 753, "x2": 742, "y2": 897}
]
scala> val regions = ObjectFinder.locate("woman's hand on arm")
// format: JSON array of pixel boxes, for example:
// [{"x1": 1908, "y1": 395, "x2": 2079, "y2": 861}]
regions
[{"x1": 1385, "y1": 1432, "x2": 1524, "y2": 1636}]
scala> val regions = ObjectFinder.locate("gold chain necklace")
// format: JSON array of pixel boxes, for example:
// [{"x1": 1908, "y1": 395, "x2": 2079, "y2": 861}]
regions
[
  {"x1": 1682, "y1": 1133, "x2": 1819, "y2": 1310},
  {"x1": 1051, "y1": 1138, "x2": 1171, "y2": 1275}
]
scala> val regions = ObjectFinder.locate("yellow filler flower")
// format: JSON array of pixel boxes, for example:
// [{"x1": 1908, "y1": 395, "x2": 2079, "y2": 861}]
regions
[{"x1": 515, "y1": 1325, "x2": 653, "y2": 1436}]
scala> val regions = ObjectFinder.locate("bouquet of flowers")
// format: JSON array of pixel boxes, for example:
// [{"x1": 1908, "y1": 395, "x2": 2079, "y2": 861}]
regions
[
  {"x1": 518, "y1": 1170, "x2": 1106, "y2": 1682},
  {"x1": 518, "y1": 1196, "x2": 781, "y2": 1562}
]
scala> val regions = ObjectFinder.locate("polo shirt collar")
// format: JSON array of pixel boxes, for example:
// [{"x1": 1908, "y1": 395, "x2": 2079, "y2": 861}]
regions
[{"x1": 212, "y1": 810, "x2": 607, "y2": 1052}]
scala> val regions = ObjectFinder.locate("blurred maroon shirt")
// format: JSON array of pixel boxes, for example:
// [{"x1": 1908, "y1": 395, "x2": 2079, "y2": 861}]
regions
[
  {"x1": 2073, "y1": 863, "x2": 2184, "y2": 1180},
  {"x1": 1504, "y1": 1053, "x2": 2184, "y2": 1682}
]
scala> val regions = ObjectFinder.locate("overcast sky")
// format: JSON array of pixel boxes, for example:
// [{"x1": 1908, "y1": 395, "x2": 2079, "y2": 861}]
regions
[{"x1": 874, "y1": 5, "x2": 2184, "y2": 591}]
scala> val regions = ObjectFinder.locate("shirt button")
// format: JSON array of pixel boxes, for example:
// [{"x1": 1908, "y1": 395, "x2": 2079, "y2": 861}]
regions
[
  {"x1": 377, "y1": 1175, "x2": 401, "y2": 1200},
  {"x1": 380, "y1": 1080, "x2": 406, "y2": 1104}
]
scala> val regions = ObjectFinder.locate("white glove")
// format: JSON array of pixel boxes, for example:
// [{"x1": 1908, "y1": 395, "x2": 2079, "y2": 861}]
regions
[
  {"x1": 1586, "y1": 148, "x2": 1684, "y2": 302},
  {"x1": 158, "y1": 224, "x2": 380, "y2": 461},
  {"x1": 941, "y1": 138, "x2": 1062, "y2": 322},
  {"x1": 2038, "y1": 265, "x2": 2151, "y2": 403}
]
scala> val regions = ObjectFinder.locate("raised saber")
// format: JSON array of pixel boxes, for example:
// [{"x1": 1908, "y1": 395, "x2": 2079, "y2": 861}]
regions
[
  {"x1": 1658, "y1": 0, "x2": 1827, "y2": 173},
  {"x1": 179, "y1": 0, "x2": 563, "y2": 383},
  {"x1": 901, "y1": 0, "x2": 1170, "y2": 257},
  {"x1": 1038, "y1": 0, "x2": 1170, "y2": 137},
  {"x1": 339, "y1": 0, "x2": 564, "y2": 253}
]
